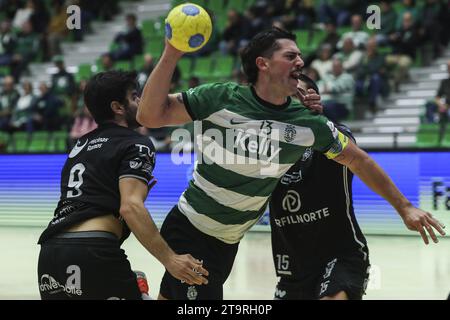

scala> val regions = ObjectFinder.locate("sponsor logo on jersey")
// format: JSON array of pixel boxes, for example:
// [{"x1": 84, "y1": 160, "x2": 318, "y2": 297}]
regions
[
  {"x1": 274, "y1": 207, "x2": 331, "y2": 227},
  {"x1": 284, "y1": 124, "x2": 296, "y2": 143},
  {"x1": 69, "y1": 138, "x2": 88, "y2": 158},
  {"x1": 301, "y1": 147, "x2": 313, "y2": 162},
  {"x1": 280, "y1": 169, "x2": 303, "y2": 185},
  {"x1": 83, "y1": 137, "x2": 109, "y2": 152},
  {"x1": 187, "y1": 285, "x2": 198, "y2": 300},
  {"x1": 230, "y1": 119, "x2": 249, "y2": 125},
  {"x1": 282, "y1": 190, "x2": 301, "y2": 212},
  {"x1": 135, "y1": 144, "x2": 155, "y2": 158},
  {"x1": 129, "y1": 158, "x2": 143, "y2": 169}
]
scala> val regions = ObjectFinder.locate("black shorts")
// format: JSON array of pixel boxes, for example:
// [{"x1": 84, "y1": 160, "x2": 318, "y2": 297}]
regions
[
  {"x1": 159, "y1": 206, "x2": 239, "y2": 300},
  {"x1": 274, "y1": 255, "x2": 370, "y2": 300},
  {"x1": 38, "y1": 231, "x2": 141, "y2": 300}
]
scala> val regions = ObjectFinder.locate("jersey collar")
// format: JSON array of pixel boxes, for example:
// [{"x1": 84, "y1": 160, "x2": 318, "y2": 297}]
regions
[{"x1": 250, "y1": 86, "x2": 291, "y2": 111}]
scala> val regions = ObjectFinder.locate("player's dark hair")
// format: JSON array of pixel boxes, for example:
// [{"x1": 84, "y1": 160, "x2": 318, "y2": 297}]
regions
[
  {"x1": 240, "y1": 27, "x2": 296, "y2": 85},
  {"x1": 298, "y1": 73, "x2": 319, "y2": 94},
  {"x1": 84, "y1": 70, "x2": 137, "y2": 124}
]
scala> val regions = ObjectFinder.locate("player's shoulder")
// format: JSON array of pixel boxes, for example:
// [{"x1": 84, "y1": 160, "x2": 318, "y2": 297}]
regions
[
  {"x1": 190, "y1": 81, "x2": 246, "y2": 94},
  {"x1": 287, "y1": 104, "x2": 330, "y2": 128},
  {"x1": 121, "y1": 129, "x2": 155, "y2": 151},
  {"x1": 101, "y1": 125, "x2": 155, "y2": 152}
]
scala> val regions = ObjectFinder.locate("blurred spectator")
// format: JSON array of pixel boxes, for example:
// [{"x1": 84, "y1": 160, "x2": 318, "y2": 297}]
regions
[
  {"x1": 245, "y1": 6, "x2": 271, "y2": 40},
  {"x1": 0, "y1": 20, "x2": 17, "y2": 68},
  {"x1": 219, "y1": 9, "x2": 252, "y2": 56},
  {"x1": 80, "y1": 0, "x2": 119, "y2": 21},
  {"x1": 136, "y1": 55, "x2": 178, "y2": 93},
  {"x1": 311, "y1": 44, "x2": 333, "y2": 79},
  {"x1": 12, "y1": 20, "x2": 39, "y2": 80},
  {"x1": 386, "y1": 12, "x2": 420, "y2": 91},
  {"x1": 318, "y1": 58, "x2": 355, "y2": 122},
  {"x1": 51, "y1": 55, "x2": 76, "y2": 97},
  {"x1": 110, "y1": 14, "x2": 143, "y2": 61},
  {"x1": 27, "y1": 0, "x2": 50, "y2": 61},
  {"x1": 0, "y1": 0, "x2": 23, "y2": 20},
  {"x1": 33, "y1": 81, "x2": 63, "y2": 132},
  {"x1": 375, "y1": 0, "x2": 398, "y2": 46},
  {"x1": 0, "y1": 75, "x2": 20, "y2": 131},
  {"x1": 395, "y1": 0, "x2": 421, "y2": 30},
  {"x1": 188, "y1": 76, "x2": 200, "y2": 89},
  {"x1": 337, "y1": 14, "x2": 369, "y2": 50},
  {"x1": 318, "y1": 0, "x2": 364, "y2": 27},
  {"x1": 334, "y1": 37, "x2": 363, "y2": 74},
  {"x1": 99, "y1": 52, "x2": 115, "y2": 72},
  {"x1": 355, "y1": 37, "x2": 388, "y2": 114},
  {"x1": 271, "y1": 20, "x2": 286, "y2": 31},
  {"x1": 29, "y1": 0, "x2": 50, "y2": 34},
  {"x1": 421, "y1": 0, "x2": 446, "y2": 59},
  {"x1": 424, "y1": 60, "x2": 450, "y2": 126},
  {"x1": 10, "y1": 80, "x2": 36, "y2": 132},
  {"x1": 271, "y1": 0, "x2": 316, "y2": 30},
  {"x1": 71, "y1": 79, "x2": 87, "y2": 115},
  {"x1": 137, "y1": 53, "x2": 154, "y2": 92},
  {"x1": 69, "y1": 106, "x2": 97, "y2": 148},
  {"x1": 51, "y1": 55, "x2": 76, "y2": 128},
  {"x1": 304, "y1": 21, "x2": 339, "y2": 67},
  {"x1": 12, "y1": 0, "x2": 33, "y2": 29},
  {"x1": 47, "y1": 0, "x2": 69, "y2": 58}
]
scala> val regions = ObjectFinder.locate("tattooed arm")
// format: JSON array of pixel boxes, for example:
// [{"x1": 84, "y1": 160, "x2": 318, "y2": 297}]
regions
[{"x1": 332, "y1": 140, "x2": 446, "y2": 244}]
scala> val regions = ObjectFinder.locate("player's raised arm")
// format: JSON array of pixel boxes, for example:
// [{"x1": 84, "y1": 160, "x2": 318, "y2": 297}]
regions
[
  {"x1": 137, "y1": 41, "x2": 190, "y2": 128},
  {"x1": 331, "y1": 140, "x2": 446, "y2": 244},
  {"x1": 137, "y1": 3, "x2": 212, "y2": 128}
]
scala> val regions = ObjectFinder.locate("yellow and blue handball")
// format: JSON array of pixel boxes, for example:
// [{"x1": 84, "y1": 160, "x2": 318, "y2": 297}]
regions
[{"x1": 165, "y1": 3, "x2": 212, "y2": 52}]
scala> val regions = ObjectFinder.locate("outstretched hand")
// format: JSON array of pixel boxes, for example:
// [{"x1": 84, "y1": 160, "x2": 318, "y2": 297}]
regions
[
  {"x1": 401, "y1": 206, "x2": 446, "y2": 244},
  {"x1": 164, "y1": 39, "x2": 185, "y2": 59},
  {"x1": 296, "y1": 88, "x2": 323, "y2": 114},
  {"x1": 165, "y1": 254, "x2": 209, "y2": 285}
]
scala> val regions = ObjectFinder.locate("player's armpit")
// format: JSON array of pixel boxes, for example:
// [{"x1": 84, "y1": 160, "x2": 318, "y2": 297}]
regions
[
  {"x1": 137, "y1": 93, "x2": 192, "y2": 128},
  {"x1": 152, "y1": 93, "x2": 192, "y2": 127}
]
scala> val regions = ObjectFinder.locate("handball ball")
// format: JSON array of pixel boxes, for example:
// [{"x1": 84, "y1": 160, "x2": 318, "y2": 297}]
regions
[{"x1": 165, "y1": 3, "x2": 212, "y2": 52}]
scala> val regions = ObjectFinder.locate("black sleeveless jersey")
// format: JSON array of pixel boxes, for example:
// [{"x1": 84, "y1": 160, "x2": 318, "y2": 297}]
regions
[
  {"x1": 269, "y1": 146, "x2": 369, "y2": 279},
  {"x1": 38, "y1": 123, "x2": 156, "y2": 244}
]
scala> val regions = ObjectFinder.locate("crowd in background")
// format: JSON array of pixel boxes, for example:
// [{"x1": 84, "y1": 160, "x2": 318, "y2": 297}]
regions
[{"x1": 0, "y1": 0, "x2": 449, "y2": 152}]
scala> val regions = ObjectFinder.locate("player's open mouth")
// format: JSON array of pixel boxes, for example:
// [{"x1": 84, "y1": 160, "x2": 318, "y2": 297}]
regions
[{"x1": 290, "y1": 70, "x2": 301, "y2": 80}]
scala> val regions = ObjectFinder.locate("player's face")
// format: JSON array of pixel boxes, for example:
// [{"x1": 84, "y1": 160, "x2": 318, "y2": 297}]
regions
[
  {"x1": 124, "y1": 89, "x2": 140, "y2": 129},
  {"x1": 267, "y1": 39, "x2": 304, "y2": 96}
]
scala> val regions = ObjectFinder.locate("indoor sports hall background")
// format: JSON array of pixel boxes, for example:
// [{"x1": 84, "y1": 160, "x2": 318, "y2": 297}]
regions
[{"x1": 0, "y1": 0, "x2": 449, "y2": 299}]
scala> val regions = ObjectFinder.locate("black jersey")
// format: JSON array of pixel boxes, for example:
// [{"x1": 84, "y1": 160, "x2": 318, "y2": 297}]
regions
[
  {"x1": 38, "y1": 123, "x2": 155, "y2": 244},
  {"x1": 270, "y1": 137, "x2": 368, "y2": 280}
]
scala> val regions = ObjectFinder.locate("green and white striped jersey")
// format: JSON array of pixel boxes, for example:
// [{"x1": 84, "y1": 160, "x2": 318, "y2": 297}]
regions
[{"x1": 179, "y1": 82, "x2": 347, "y2": 244}]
